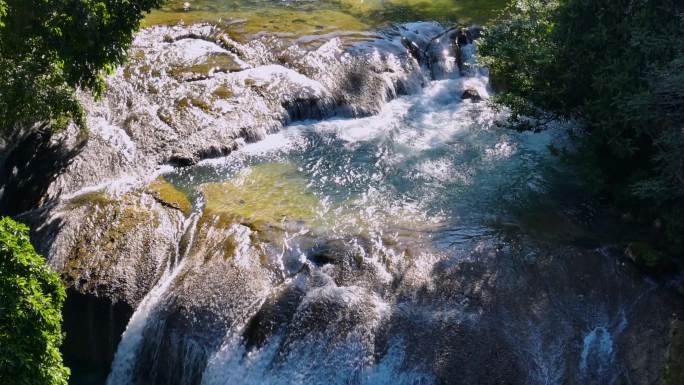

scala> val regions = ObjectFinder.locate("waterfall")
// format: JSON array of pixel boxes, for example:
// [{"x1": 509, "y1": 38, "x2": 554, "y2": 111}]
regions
[
  {"x1": 45, "y1": 18, "x2": 680, "y2": 385},
  {"x1": 106, "y1": 211, "x2": 201, "y2": 384}
]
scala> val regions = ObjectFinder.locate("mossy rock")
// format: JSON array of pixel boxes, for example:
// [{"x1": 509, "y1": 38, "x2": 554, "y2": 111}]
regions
[
  {"x1": 147, "y1": 177, "x2": 193, "y2": 216},
  {"x1": 175, "y1": 96, "x2": 212, "y2": 112},
  {"x1": 66, "y1": 191, "x2": 112, "y2": 208},
  {"x1": 157, "y1": 107, "x2": 174, "y2": 126},
  {"x1": 212, "y1": 85, "x2": 234, "y2": 100},
  {"x1": 64, "y1": 193, "x2": 162, "y2": 282},
  {"x1": 168, "y1": 53, "x2": 244, "y2": 81}
]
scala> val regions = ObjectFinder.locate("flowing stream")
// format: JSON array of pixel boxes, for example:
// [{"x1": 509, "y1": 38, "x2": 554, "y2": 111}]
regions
[
  {"x1": 31, "y1": 3, "x2": 679, "y2": 385},
  {"x1": 94, "y1": 30, "x2": 673, "y2": 385}
]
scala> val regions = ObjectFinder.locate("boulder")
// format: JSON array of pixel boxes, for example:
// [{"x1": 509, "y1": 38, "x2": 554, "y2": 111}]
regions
[
  {"x1": 25, "y1": 189, "x2": 186, "y2": 308},
  {"x1": 462, "y1": 88, "x2": 482, "y2": 102}
]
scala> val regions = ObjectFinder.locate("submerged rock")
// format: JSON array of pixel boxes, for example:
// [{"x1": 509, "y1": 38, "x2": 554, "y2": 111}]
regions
[{"x1": 147, "y1": 176, "x2": 193, "y2": 215}]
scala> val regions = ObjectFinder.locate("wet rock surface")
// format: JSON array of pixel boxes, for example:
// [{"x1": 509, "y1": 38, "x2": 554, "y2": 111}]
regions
[
  {"x1": 130, "y1": 230, "x2": 683, "y2": 385},
  {"x1": 461, "y1": 88, "x2": 482, "y2": 102},
  {"x1": 6, "y1": 21, "x2": 462, "y2": 340},
  {"x1": 24, "y1": 189, "x2": 186, "y2": 308},
  {"x1": 39, "y1": 22, "x2": 458, "y2": 201}
]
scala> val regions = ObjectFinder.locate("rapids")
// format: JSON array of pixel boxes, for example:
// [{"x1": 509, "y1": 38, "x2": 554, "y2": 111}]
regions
[
  {"x1": 7, "y1": 6, "x2": 679, "y2": 385},
  {"x1": 96, "y1": 29, "x2": 678, "y2": 385}
]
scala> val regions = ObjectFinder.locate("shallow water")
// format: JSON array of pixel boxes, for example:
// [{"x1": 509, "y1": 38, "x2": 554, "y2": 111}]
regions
[
  {"x1": 163, "y1": 73, "x2": 566, "y2": 253},
  {"x1": 144, "y1": 0, "x2": 507, "y2": 39}
]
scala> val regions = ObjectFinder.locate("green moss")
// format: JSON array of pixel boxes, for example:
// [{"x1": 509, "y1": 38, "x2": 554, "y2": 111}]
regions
[
  {"x1": 157, "y1": 108, "x2": 174, "y2": 126},
  {"x1": 175, "y1": 96, "x2": 212, "y2": 112},
  {"x1": 192, "y1": 97, "x2": 212, "y2": 112},
  {"x1": 130, "y1": 49, "x2": 146, "y2": 60},
  {"x1": 663, "y1": 321, "x2": 684, "y2": 384},
  {"x1": 175, "y1": 96, "x2": 191, "y2": 110},
  {"x1": 212, "y1": 85, "x2": 234, "y2": 99},
  {"x1": 243, "y1": 78, "x2": 257, "y2": 88},
  {"x1": 626, "y1": 242, "x2": 673, "y2": 271},
  {"x1": 66, "y1": 191, "x2": 111, "y2": 208},
  {"x1": 147, "y1": 177, "x2": 193, "y2": 215},
  {"x1": 123, "y1": 61, "x2": 153, "y2": 80},
  {"x1": 168, "y1": 53, "x2": 244, "y2": 81},
  {"x1": 65, "y1": 194, "x2": 161, "y2": 277}
]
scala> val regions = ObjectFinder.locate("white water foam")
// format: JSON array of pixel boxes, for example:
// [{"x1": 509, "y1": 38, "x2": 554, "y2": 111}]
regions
[
  {"x1": 106, "y1": 212, "x2": 200, "y2": 385},
  {"x1": 199, "y1": 284, "x2": 423, "y2": 385},
  {"x1": 106, "y1": 38, "x2": 515, "y2": 385}
]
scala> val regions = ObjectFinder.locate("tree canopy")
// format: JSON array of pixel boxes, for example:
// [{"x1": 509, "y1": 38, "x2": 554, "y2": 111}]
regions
[
  {"x1": 0, "y1": 0, "x2": 164, "y2": 138},
  {"x1": 479, "y1": 0, "x2": 684, "y2": 249},
  {"x1": 0, "y1": 217, "x2": 68, "y2": 385}
]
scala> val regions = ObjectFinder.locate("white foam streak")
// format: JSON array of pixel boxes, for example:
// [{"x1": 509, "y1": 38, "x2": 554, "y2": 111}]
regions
[
  {"x1": 106, "y1": 213, "x2": 199, "y2": 385},
  {"x1": 61, "y1": 164, "x2": 174, "y2": 201}
]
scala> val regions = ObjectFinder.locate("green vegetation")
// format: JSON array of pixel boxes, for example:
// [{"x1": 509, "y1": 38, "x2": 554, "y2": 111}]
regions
[
  {"x1": 0, "y1": 0, "x2": 164, "y2": 138},
  {"x1": 479, "y1": 0, "x2": 684, "y2": 251},
  {"x1": 0, "y1": 217, "x2": 69, "y2": 385},
  {"x1": 212, "y1": 85, "x2": 235, "y2": 100},
  {"x1": 168, "y1": 53, "x2": 244, "y2": 81},
  {"x1": 663, "y1": 320, "x2": 684, "y2": 384}
]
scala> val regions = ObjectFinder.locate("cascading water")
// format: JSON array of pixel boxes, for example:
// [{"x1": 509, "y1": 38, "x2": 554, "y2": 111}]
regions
[
  {"x1": 92, "y1": 26, "x2": 682, "y2": 385},
  {"x1": 5, "y1": 2, "x2": 672, "y2": 381},
  {"x1": 107, "y1": 209, "x2": 202, "y2": 385}
]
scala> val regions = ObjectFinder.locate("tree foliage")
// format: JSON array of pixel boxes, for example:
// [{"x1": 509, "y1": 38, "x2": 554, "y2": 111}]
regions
[
  {"x1": 479, "y1": 0, "x2": 684, "y2": 248},
  {"x1": 0, "y1": 0, "x2": 164, "y2": 138},
  {"x1": 0, "y1": 217, "x2": 68, "y2": 385}
]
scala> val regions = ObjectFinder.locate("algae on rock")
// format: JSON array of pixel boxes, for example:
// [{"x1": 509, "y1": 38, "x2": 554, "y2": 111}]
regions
[
  {"x1": 147, "y1": 176, "x2": 193, "y2": 216},
  {"x1": 30, "y1": 189, "x2": 186, "y2": 307}
]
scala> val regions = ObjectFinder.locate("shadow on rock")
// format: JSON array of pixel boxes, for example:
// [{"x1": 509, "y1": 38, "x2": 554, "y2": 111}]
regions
[{"x1": 0, "y1": 122, "x2": 86, "y2": 215}]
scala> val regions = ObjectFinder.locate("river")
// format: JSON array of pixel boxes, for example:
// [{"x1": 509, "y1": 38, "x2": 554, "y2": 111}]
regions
[{"x1": 23, "y1": 2, "x2": 680, "y2": 385}]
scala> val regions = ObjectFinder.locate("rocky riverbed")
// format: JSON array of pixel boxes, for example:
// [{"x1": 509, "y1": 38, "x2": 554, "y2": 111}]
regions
[{"x1": 0, "y1": 14, "x2": 681, "y2": 385}]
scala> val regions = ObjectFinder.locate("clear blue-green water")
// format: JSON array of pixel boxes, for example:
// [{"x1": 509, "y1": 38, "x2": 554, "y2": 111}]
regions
[{"x1": 164, "y1": 75, "x2": 589, "y2": 253}]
